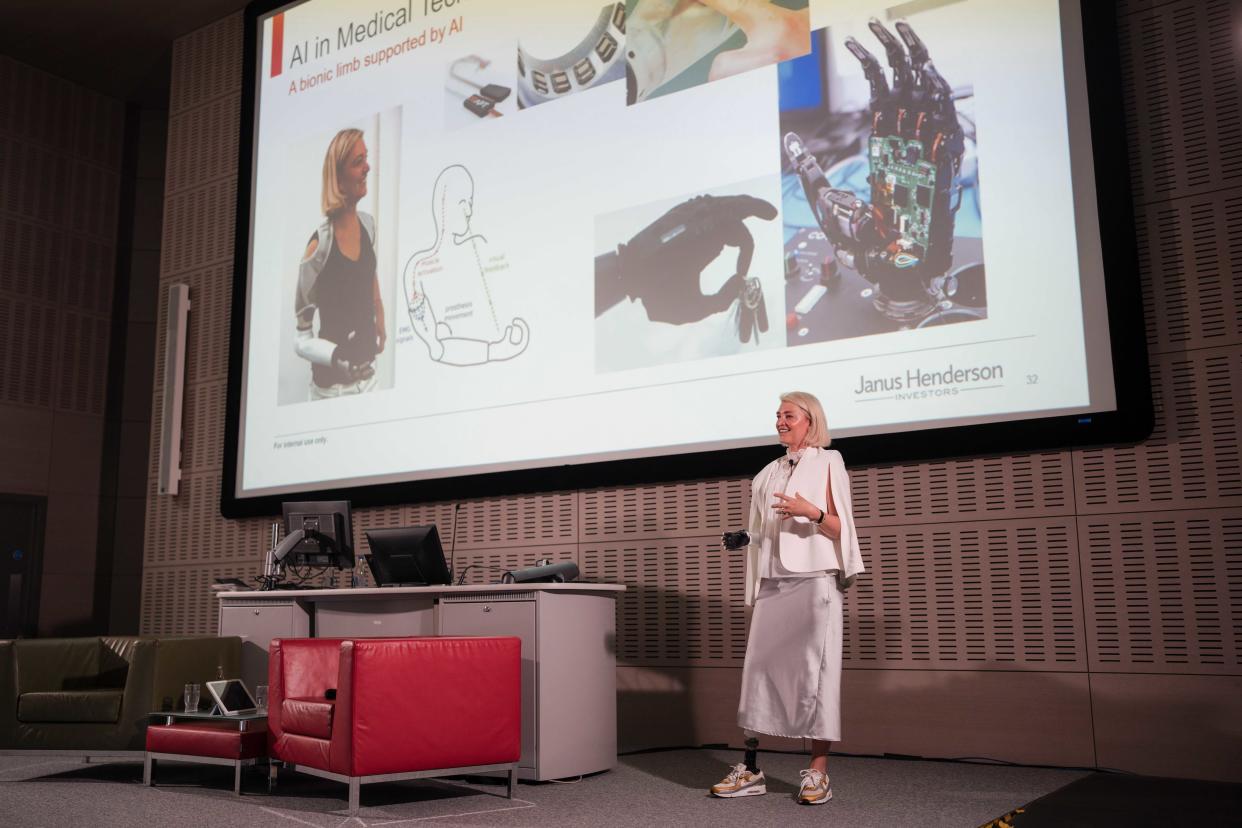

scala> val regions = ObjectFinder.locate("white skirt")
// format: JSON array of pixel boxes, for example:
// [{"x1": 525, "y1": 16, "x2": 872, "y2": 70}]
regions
[{"x1": 737, "y1": 576, "x2": 842, "y2": 741}]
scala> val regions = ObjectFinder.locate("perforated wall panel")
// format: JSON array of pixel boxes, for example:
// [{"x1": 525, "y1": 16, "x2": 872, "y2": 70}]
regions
[
  {"x1": 1136, "y1": 190, "x2": 1242, "y2": 352},
  {"x1": 160, "y1": 178, "x2": 236, "y2": 276},
  {"x1": 1075, "y1": 347, "x2": 1242, "y2": 512},
  {"x1": 0, "y1": 58, "x2": 124, "y2": 166},
  {"x1": 0, "y1": 217, "x2": 64, "y2": 304},
  {"x1": 1083, "y1": 511, "x2": 1242, "y2": 674},
  {"x1": 142, "y1": 561, "x2": 256, "y2": 636},
  {"x1": 56, "y1": 311, "x2": 110, "y2": 416},
  {"x1": 851, "y1": 452, "x2": 1073, "y2": 526},
  {"x1": 61, "y1": 234, "x2": 115, "y2": 315},
  {"x1": 580, "y1": 478, "x2": 749, "y2": 541},
  {"x1": 147, "y1": 263, "x2": 234, "y2": 393},
  {"x1": 169, "y1": 15, "x2": 242, "y2": 117},
  {"x1": 166, "y1": 96, "x2": 239, "y2": 196},
  {"x1": 181, "y1": 379, "x2": 227, "y2": 474},
  {"x1": 580, "y1": 539, "x2": 748, "y2": 666},
  {"x1": 453, "y1": 543, "x2": 579, "y2": 589},
  {"x1": 453, "y1": 491, "x2": 577, "y2": 549},
  {"x1": 0, "y1": 298, "x2": 57, "y2": 409},
  {"x1": 0, "y1": 57, "x2": 121, "y2": 424},
  {"x1": 1118, "y1": 0, "x2": 1242, "y2": 203},
  {"x1": 846, "y1": 520, "x2": 1085, "y2": 669}
]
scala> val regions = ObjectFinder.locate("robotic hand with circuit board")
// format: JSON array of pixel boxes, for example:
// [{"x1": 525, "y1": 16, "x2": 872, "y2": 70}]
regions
[{"x1": 785, "y1": 19, "x2": 965, "y2": 323}]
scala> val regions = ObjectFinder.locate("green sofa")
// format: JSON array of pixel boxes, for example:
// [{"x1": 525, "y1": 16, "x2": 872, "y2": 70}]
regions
[{"x1": 0, "y1": 636, "x2": 241, "y2": 753}]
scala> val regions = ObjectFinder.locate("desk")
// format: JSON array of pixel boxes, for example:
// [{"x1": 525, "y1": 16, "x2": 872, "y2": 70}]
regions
[{"x1": 217, "y1": 583, "x2": 624, "y2": 781}]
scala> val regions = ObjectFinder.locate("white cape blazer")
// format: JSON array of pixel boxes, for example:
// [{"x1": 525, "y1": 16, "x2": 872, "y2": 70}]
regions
[{"x1": 744, "y1": 447, "x2": 865, "y2": 606}]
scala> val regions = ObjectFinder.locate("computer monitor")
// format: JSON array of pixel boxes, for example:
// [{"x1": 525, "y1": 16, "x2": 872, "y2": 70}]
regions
[
  {"x1": 281, "y1": 500, "x2": 354, "y2": 570},
  {"x1": 364, "y1": 526, "x2": 451, "y2": 587}
]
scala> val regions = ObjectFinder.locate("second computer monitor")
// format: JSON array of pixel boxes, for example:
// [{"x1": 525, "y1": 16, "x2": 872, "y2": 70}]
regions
[
  {"x1": 364, "y1": 525, "x2": 451, "y2": 587},
  {"x1": 282, "y1": 500, "x2": 354, "y2": 570}
]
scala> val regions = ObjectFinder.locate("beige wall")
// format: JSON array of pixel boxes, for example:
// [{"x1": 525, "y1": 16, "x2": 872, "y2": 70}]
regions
[{"x1": 142, "y1": 0, "x2": 1242, "y2": 782}]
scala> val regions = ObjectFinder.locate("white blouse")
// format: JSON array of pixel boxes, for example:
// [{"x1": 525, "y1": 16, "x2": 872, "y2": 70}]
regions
[{"x1": 755, "y1": 448, "x2": 827, "y2": 579}]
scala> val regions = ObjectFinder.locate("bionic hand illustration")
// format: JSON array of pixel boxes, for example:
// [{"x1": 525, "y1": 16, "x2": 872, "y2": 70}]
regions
[
  {"x1": 595, "y1": 194, "x2": 777, "y2": 341},
  {"x1": 785, "y1": 19, "x2": 964, "y2": 322}
]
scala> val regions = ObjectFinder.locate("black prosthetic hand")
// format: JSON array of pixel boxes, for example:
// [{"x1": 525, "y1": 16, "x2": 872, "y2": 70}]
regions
[{"x1": 595, "y1": 194, "x2": 777, "y2": 336}]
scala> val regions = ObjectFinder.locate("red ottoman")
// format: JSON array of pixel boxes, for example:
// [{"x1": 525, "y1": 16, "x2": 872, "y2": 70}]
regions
[{"x1": 145, "y1": 721, "x2": 267, "y2": 795}]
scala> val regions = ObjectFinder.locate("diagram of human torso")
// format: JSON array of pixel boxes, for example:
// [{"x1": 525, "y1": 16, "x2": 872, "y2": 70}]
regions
[{"x1": 404, "y1": 165, "x2": 529, "y2": 366}]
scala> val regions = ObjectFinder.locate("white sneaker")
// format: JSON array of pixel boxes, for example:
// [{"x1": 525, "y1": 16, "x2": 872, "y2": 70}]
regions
[
  {"x1": 798, "y1": 768, "x2": 832, "y2": 805},
  {"x1": 710, "y1": 763, "x2": 767, "y2": 798}
]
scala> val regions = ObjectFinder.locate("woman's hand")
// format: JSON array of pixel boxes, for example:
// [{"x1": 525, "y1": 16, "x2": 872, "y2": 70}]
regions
[{"x1": 772, "y1": 491, "x2": 819, "y2": 521}]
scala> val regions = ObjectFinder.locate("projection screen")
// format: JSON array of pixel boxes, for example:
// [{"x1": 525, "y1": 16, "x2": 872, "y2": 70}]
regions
[{"x1": 223, "y1": 0, "x2": 1149, "y2": 516}]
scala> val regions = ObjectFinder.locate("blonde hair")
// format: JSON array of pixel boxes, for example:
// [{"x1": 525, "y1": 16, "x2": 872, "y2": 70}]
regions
[
  {"x1": 780, "y1": 391, "x2": 831, "y2": 448},
  {"x1": 321, "y1": 128, "x2": 364, "y2": 217}
]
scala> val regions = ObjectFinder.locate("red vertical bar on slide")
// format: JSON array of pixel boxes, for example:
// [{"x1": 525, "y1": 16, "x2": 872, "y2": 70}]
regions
[{"x1": 271, "y1": 13, "x2": 285, "y2": 77}]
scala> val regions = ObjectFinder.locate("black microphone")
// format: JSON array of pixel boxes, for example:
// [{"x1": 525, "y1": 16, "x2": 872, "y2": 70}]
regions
[{"x1": 449, "y1": 503, "x2": 462, "y2": 585}]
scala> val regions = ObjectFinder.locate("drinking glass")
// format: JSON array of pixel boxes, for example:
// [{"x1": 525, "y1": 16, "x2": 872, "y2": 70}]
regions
[
  {"x1": 184, "y1": 683, "x2": 200, "y2": 713},
  {"x1": 255, "y1": 685, "x2": 268, "y2": 714}
]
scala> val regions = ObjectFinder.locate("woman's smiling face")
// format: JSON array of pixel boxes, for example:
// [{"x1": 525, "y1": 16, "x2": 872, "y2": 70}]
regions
[
  {"x1": 339, "y1": 137, "x2": 369, "y2": 204},
  {"x1": 776, "y1": 401, "x2": 810, "y2": 449}
]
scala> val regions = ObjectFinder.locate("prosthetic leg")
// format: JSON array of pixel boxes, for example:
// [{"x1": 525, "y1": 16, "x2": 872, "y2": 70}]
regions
[
  {"x1": 709, "y1": 732, "x2": 767, "y2": 797},
  {"x1": 743, "y1": 735, "x2": 760, "y2": 774}
]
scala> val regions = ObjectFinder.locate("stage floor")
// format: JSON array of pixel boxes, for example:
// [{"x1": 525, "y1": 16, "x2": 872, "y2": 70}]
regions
[{"x1": 6, "y1": 746, "x2": 1218, "y2": 827}]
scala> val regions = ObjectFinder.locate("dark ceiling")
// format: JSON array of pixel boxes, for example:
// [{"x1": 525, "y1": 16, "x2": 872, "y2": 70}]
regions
[{"x1": 0, "y1": 0, "x2": 253, "y2": 102}]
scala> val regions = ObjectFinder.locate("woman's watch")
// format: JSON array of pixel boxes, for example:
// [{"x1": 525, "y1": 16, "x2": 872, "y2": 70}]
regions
[{"x1": 815, "y1": 508, "x2": 825, "y2": 524}]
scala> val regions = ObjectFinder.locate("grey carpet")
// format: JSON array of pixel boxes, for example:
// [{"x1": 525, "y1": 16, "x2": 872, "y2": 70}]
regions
[{"x1": 0, "y1": 748, "x2": 1087, "y2": 826}]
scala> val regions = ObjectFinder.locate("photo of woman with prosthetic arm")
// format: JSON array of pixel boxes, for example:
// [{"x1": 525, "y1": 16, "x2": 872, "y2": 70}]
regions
[{"x1": 294, "y1": 128, "x2": 387, "y2": 400}]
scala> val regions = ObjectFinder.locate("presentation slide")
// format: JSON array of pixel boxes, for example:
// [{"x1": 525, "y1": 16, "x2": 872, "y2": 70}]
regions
[{"x1": 236, "y1": 0, "x2": 1113, "y2": 499}]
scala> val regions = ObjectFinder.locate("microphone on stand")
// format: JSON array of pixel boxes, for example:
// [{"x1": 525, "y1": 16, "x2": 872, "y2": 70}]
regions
[{"x1": 448, "y1": 503, "x2": 462, "y2": 585}]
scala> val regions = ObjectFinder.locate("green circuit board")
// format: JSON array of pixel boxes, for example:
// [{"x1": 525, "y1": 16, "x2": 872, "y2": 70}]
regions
[{"x1": 869, "y1": 134, "x2": 940, "y2": 264}]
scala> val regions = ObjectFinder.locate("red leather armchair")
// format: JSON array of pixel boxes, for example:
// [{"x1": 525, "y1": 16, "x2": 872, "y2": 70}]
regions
[{"x1": 267, "y1": 636, "x2": 521, "y2": 814}]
